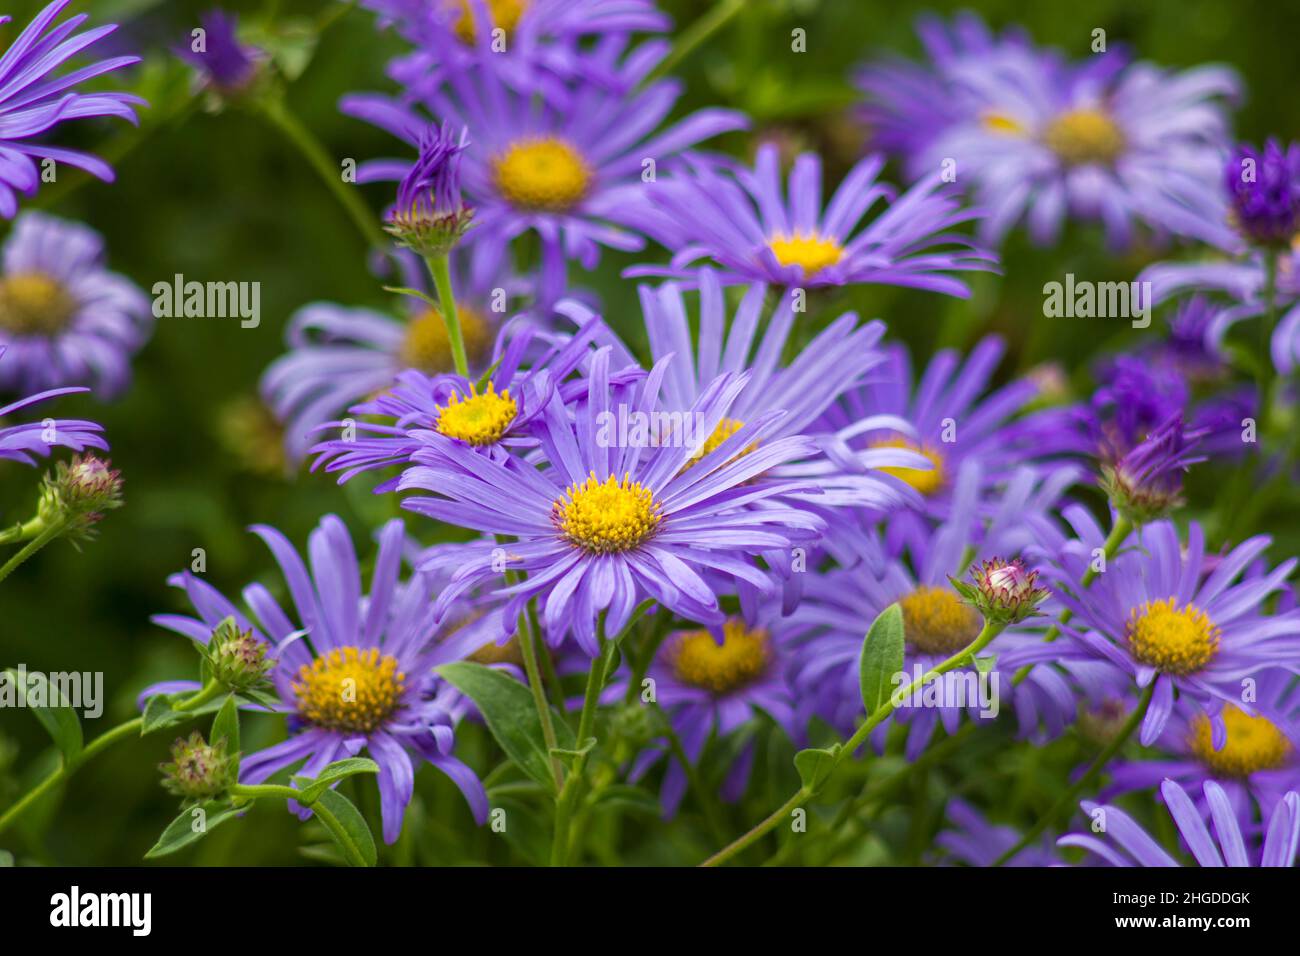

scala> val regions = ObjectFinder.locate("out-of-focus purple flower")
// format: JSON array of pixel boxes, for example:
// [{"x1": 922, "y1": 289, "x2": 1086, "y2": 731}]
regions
[
  {"x1": 0, "y1": 348, "x2": 107, "y2": 465},
  {"x1": 858, "y1": 13, "x2": 1240, "y2": 251},
  {"x1": 936, "y1": 799, "x2": 1059, "y2": 867},
  {"x1": 1224, "y1": 139, "x2": 1300, "y2": 247},
  {"x1": 627, "y1": 146, "x2": 996, "y2": 294},
  {"x1": 0, "y1": 0, "x2": 145, "y2": 216},
  {"x1": 175, "y1": 9, "x2": 260, "y2": 92},
  {"x1": 387, "y1": 123, "x2": 473, "y2": 257},
  {"x1": 0, "y1": 213, "x2": 152, "y2": 398},
  {"x1": 362, "y1": 0, "x2": 670, "y2": 102},
  {"x1": 1100, "y1": 412, "x2": 1206, "y2": 522},
  {"x1": 1061, "y1": 779, "x2": 1300, "y2": 867},
  {"x1": 342, "y1": 46, "x2": 746, "y2": 303}
]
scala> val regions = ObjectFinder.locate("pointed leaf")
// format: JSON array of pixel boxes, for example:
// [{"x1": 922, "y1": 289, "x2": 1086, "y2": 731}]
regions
[
  {"x1": 291, "y1": 757, "x2": 380, "y2": 804},
  {"x1": 314, "y1": 788, "x2": 377, "y2": 867},
  {"x1": 4, "y1": 668, "x2": 82, "y2": 762},
  {"x1": 859, "y1": 603, "x2": 905, "y2": 715},
  {"x1": 144, "y1": 800, "x2": 242, "y2": 858}
]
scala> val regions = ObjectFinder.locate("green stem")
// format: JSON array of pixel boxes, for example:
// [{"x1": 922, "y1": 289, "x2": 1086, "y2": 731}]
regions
[
  {"x1": 644, "y1": 0, "x2": 746, "y2": 84},
  {"x1": 259, "y1": 97, "x2": 388, "y2": 252},
  {"x1": 991, "y1": 680, "x2": 1155, "y2": 866},
  {"x1": 0, "y1": 514, "x2": 46, "y2": 547},
  {"x1": 701, "y1": 619, "x2": 1006, "y2": 867},
  {"x1": 550, "y1": 625, "x2": 615, "y2": 865},
  {"x1": 0, "y1": 681, "x2": 222, "y2": 837},
  {"x1": 0, "y1": 518, "x2": 68, "y2": 585},
  {"x1": 1259, "y1": 252, "x2": 1279, "y2": 435},
  {"x1": 424, "y1": 254, "x2": 469, "y2": 378}
]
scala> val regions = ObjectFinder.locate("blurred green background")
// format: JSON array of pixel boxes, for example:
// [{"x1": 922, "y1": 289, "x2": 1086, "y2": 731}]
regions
[{"x1": 0, "y1": 0, "x2": 1296, "y2": 865}]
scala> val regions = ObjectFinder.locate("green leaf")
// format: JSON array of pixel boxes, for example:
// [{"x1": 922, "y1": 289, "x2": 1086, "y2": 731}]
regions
[
  {"x1": 438, "y1": 661, "x2": 574, "y2": 792},
  {"x1": 314, "y1": 789, "x2": 377, "y2": 867},
  {"x1": 548, "y1": 737, "x2": 596, "y2": 770},
  {"x1": 144, "y1": 800, "x2": 242, "y2": 859},
  {"x1": 3, "y1": 668, "x2": 82, "y2": 762},
  {"x1": 859, "y1": 603, "x2": 906, "y2": 715},
  {"x1": 210, "y1": 694, "x2": 239, "y2": 758},
  {"x1": 794, "y1": 745, "x2": 841, "y2": 793},
  {"x1": 141, "y1": 694, "x2": 186, "y2": 734},
  {"x1": 291, "y1": 757, "x2": 380, "y2": 804},
  {"x1": 381, "y1": 285, "x2": 438, "y2": 306},
  {"x1": 973, "y1": 655, "x2": 997, "y2": 675}
]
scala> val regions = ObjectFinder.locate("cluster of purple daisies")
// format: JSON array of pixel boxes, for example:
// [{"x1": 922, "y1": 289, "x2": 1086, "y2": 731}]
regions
[{"x1": 3, "y1": 0, "x2": 1299, "y2": 869}]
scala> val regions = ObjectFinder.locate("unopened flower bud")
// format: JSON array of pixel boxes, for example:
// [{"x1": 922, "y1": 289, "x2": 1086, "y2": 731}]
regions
[
  {"x1": 1101, "y1": 413, "x2": 1205, "y2": 524},
  {"x1": 386, "y1": 123, "x2": 474, "y2": 258},
  {"x1": 160, "y1": 731, "x2": 234, "y2": 802},
  {"x1": 952, "y1": 558, "x2": 1049, "y2": 626},
  {"x1": 207, "y1": 617, "x2": 274, "y2": 692},
  {"x1": 38, "y1": 454, "x2": 124, "y2": 537}
]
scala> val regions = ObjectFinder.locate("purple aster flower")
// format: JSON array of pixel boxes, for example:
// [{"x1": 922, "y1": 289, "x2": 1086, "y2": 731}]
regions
[
  {"x1": 860, "y1": 13, "x2": 1240, "y2": 250},
  {"x1": 387, "y1": 122, "x2": 474, "y2": 257},
  {"x1": 627, "y1": 146, "x2": 996, "y2": 294},
  {"x1": 0, "y1": 212, "x2": 152, "y2": 397},
  {"x1": 609, "y1": 611, "x2": 801, "y2": 818},
  {"x1": 310, "y1": 315, "x2": 606, "y2": 480},
  {"x1": 175, "y1": 9, "x2": 260, "y2": 93},
  {"x1": 362, "y1": 1, "x2": 670, "y2": 102},
  {"x1": 785, "y1": 461, "x2": 1077, "y2": 755},
  {"x1": 1061, "y1": 779, "x2": 1300, "y2": 867},
  {"x1": 142, "y1": 515, "x2": 490, "y2": 843},
  {"x1": 1039, "y1": 519, "x2": 1300, "y2": 747},
  {"x1": 815, "y1": 335, "x2": 1081, "y2": 556},
  {"x1": 936, "y1": 798, "x2": 1059, "y2": 867},
  {"x1": 1105, "y1": 669, "x2": 1300, "y2": 835},
  {"x1": 341, "y1": 48, "x2": 746, "y2": 303},
  {"x1": 0, "y1": 348, "x2": 107, "y2": 464},
  {"x1": 401, "y1": 348, "x2": 827, "y2": 655},
  {"x1": 1148, "y1": 295, "x2": 1232, "y2": 386},
  {"x1": 1224, "y1": 139, "x2": 1300, "y2": 247},
  {"x1": 261, "y1": 250, "x2": 528, "y2": 459},
  {"x1": 0, "y1": 0, "x2": 145, "y2": 216}
]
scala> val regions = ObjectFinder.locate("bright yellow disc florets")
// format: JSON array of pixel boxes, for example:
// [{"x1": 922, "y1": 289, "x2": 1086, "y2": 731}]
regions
[
  {"x1": 493, "y1": 137, "x2": 592, "y2": 212},
  {"x1": 670, "y1": 619, "x2": 771, "y2": 694},
  {"x1": 871, "y1": 437, "x2": 946, "y2": 496},
  {"x1": 1125, "y1": 598, "x2": 1221, "y2": 676},
  {"x1": 1190, "y1": 705, "x2": 1291, "y2": 778},
  {"x1": 682, "y1": 417, "x2": 759, "y2": 473},
  {"x1": 0, "y1": 271, "x2": 77, "y2": 336},
  {"x1": 400, "y1": 304, "x2": 491, "y2": 373},
  {"x1": 294, "y1": 646, "x2": 406, "y2": 734},
  {"x1": 435, "y1": 382, "x2": 518, "y2": 446},
  {"x1": 553, "y1": 472, "x2": 662, "y2": 554},
  {"x1": 452, "y1": 0, "x2": 528, "y2": 44},
  {"x1": 899, "y1": 586, "x2": 982, "y2": 655},
  {"x1": 768, "y1": 231, "x2": 844, "y2": 276},
  {"x1": 1043, "y1": 108, "x2": 1126, "y2": 165}
]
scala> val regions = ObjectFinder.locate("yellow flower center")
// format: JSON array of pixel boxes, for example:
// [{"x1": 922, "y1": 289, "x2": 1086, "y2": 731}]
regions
[
  {"x1": 670, "y1": 619, "x2": 771, "y2": 693},
  {"x1": 452, "y1": 0, "x2": 528, "y2": 44},
  {"x1": 1125, "y1": 598, "x2": 1221, "y2": 676},
  {"x1": 0, "y1": 271, "x2": 77, "y2": 336},
  {"x1": 768, "y1": 231, "x2": 844, "y2": 276},
  {"x1": 981, "y1": 111, "x2": 1027, "y2": 136},
  {"x1": 1189, "y1": 705, "x2": 1291, "y2": 778},
  {"x1": 899, "y1": 586, "x2": 982, "y2": 655},
  {"x1": 1043, "y1": 108, "x2": 1126, "y2": 165},
  {"x1": 400, "y1": 304, "x2": 491, "y2": 373},
  {"x1": 553, "y1": 472, "x2": 662, "y2": 554},
  {"x1": 871, "y1": 438, "x2": 946, "y2": 496},
  {"x1": 435, "y1": 382, "x2": 518, "y2": 446},
  {"x1": 293, "y1": 646, "x2": 406, "y2": 734},
  {"x1": 493, "y1": 137, "x2": 592, "y2": 212},
  {"x1": 681, "y1": 417, "x2": 759, "y2": 473}
]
